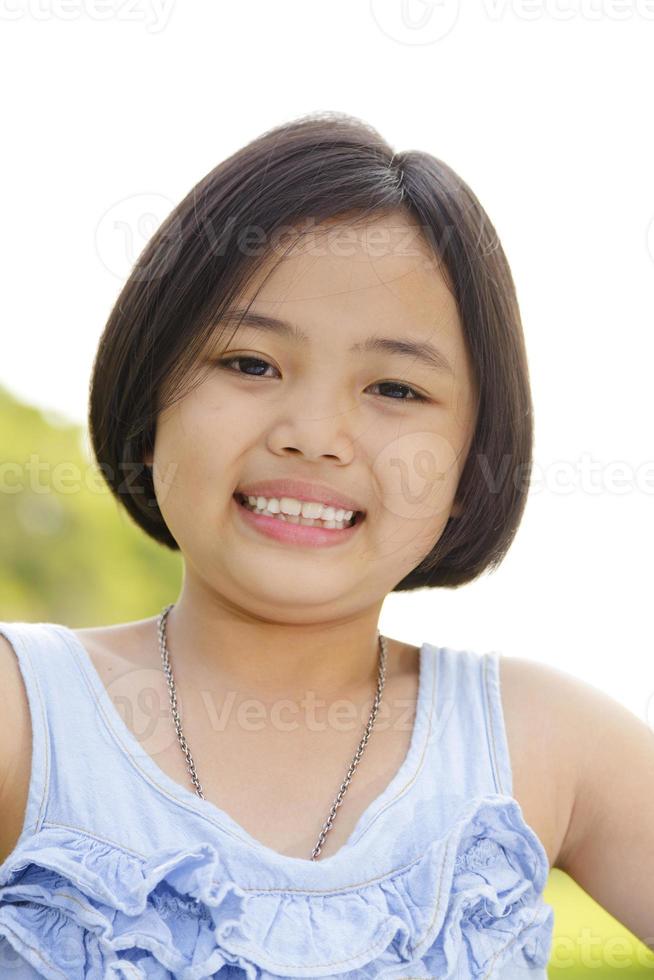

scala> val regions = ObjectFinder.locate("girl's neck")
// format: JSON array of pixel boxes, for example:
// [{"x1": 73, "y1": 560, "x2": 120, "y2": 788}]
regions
[{"x1": 162, "y1": 594, "x2": 387, "y2": 704}]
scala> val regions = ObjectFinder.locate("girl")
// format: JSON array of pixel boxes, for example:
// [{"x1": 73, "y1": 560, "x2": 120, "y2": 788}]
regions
[{"x1": 0, "y1": 111, "x2": 651, "y2": 979}]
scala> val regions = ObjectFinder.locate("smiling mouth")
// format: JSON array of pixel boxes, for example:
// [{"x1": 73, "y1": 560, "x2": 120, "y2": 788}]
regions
[{"x1": 233, "y1": 493, "x2": 365, "y2": 528}]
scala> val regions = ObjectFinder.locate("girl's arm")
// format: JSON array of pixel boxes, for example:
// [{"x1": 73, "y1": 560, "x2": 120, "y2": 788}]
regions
[{"x1": 551, "y1": 661, "x2": 654, "y2": 946}]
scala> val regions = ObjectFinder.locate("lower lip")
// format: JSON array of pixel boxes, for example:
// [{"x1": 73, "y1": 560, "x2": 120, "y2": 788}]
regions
[{"x1": 233, "y1": 495, "x2": 365, "y2": 548}]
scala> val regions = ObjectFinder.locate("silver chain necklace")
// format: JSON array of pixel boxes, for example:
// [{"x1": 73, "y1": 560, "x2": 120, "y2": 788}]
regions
[{"x1": 157, "y1": 603, "x2": 388, "y2": 861}]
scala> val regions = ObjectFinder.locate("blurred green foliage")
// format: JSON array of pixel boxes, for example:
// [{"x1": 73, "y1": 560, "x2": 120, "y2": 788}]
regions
[
  {"x1": 0, "y1": 383, "x2": 181, "y2": 626},
  {"x1": 544, "y1": 870, "x2": 654, "y2": 976},
  {"x1": 0, "y1": 383, "x2": 651, "y2": 974}
]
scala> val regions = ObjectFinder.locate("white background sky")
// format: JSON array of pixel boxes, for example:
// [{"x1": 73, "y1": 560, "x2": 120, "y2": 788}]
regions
[{"x1": 1, "y1": 1, "x2": 652, "y2": 720}]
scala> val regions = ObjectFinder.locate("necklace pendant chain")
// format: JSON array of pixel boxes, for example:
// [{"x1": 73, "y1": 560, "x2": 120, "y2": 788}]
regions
[{"x1": 157, "y1": 603, "x2": 388, "y2": 862}]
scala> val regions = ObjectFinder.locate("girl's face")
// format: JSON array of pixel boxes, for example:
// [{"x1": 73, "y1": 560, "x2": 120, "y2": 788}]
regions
[{"x1": 146, "y1": 213, "x2": 477, "y2": 624}]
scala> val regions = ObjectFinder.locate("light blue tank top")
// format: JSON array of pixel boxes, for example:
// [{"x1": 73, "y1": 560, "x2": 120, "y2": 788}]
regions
[{"x1": 0, "y1": 620, "x2": 554, "y2": 979}]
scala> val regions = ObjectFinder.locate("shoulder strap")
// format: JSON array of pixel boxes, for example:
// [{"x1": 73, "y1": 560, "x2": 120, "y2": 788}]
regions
[
  {"x1": 0, "y1": 620, "x2": 148, "y2": 847},
  {"x1": 481, "y1": 650, "x2": 514, "y2": 796},
  {"x1": 428, "y1": 645, "x2": 513, "y2": 800}
]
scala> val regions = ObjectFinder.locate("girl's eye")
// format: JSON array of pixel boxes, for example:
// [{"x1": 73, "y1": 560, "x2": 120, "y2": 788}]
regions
[
  {"x1": 215, "y1": 356, "x2": 428, "y2": 403},
  {"x1": 368, "y1": 380, "x2": 427, "y2": 402},
  {"x1": 217, "y1": 355, "x2": 274, "y2": 378}
]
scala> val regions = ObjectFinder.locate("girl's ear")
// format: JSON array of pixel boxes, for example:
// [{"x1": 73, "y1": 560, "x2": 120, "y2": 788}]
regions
[
  {"x1": 143, "y1": 451, "x2": 153, "y2": 468},
  {"x1": 449, "y1": 498, "x2": 463, "y2": 519}
]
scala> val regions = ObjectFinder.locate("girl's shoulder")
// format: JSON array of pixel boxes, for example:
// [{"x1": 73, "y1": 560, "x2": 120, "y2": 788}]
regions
[
  {"x1": 71, "y1": 615, "x2": 159, "y2": 667},
  {"x1": 498, "y1": 653, "x2": 580, "y2": 872},
  {"x1": 0, "y1": 633, "x2": 32, "y2": 864},
  {"x1": 0, "y1": 618, "x2": 156, "y2": 865}
]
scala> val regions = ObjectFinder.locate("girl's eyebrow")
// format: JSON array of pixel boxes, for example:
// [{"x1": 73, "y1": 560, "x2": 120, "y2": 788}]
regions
[{"x1": 219, "y1": 309, "x2": 455, "y2": 376}]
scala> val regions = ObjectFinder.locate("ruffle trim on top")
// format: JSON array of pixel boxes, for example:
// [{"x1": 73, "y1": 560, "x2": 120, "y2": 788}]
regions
[{"x1": 0, "y1": 796, "x2": 554, "y2": 980}]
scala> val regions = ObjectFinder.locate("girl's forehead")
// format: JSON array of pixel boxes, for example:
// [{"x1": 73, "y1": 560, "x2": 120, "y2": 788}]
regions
[
  {"x1": 237, "y1": 224, "x2": 456, "y2": 326},
  {"x1": 246, "y1": 211, "x2": 441, "y2": 278}
]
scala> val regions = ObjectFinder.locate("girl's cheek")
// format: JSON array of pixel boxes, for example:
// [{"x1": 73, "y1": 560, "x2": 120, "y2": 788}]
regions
[{"x1": 371, "y1": 430, "x2": 461, "y2": 523}]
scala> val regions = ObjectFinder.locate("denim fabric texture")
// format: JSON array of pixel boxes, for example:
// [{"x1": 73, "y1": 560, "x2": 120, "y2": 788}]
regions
[{"x1": 0, "y1": 621, "x2": 554, "y2": 979}]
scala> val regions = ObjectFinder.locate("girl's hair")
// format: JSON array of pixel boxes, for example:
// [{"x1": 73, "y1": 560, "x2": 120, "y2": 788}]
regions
[{"x1": 88, "y1": 111, "x2": 533, "y2": 591}]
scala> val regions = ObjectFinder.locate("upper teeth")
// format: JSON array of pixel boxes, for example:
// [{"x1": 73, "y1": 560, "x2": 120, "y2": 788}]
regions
[{"x1": 242, "y1": 495, "x2": 355, "y2": 522}]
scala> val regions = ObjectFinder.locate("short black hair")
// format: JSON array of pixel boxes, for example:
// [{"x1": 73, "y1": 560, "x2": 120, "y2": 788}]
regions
[{"x1": 88, "y1": 110, "x2": 533, "y2": 591}]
